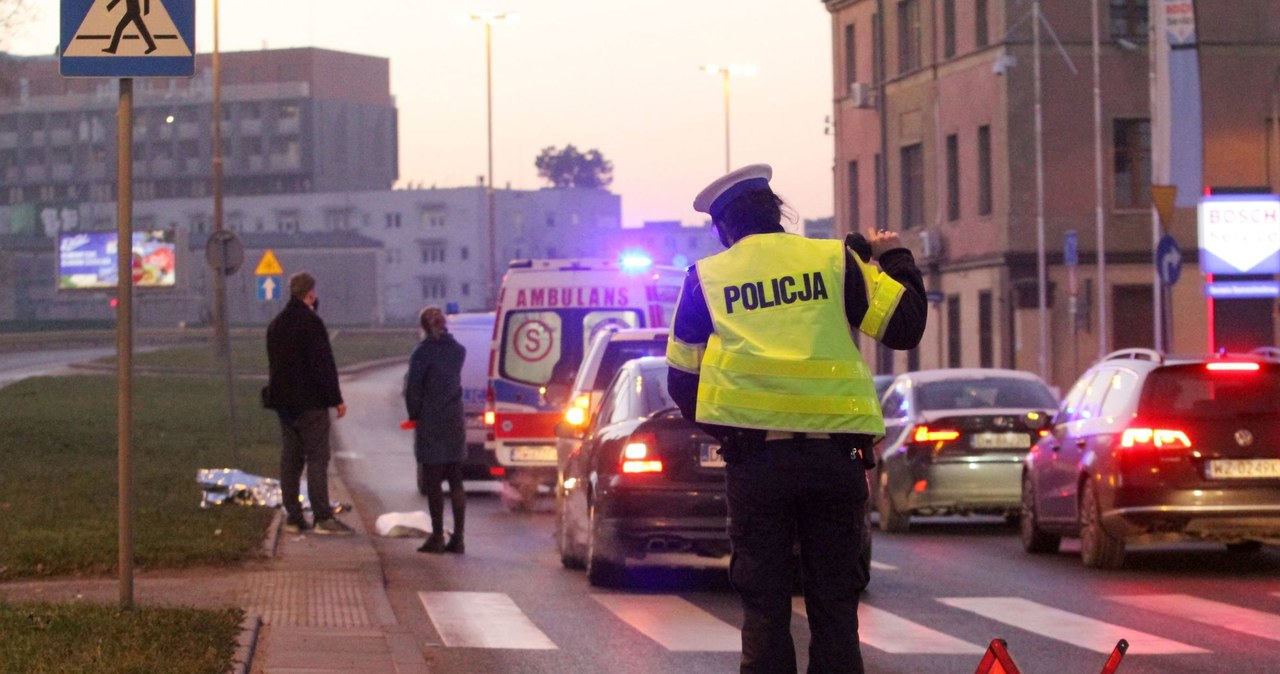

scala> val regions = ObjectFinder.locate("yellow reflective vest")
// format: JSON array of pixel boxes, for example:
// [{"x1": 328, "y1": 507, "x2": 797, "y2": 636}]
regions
[{"x1": 666, "y1": 233, "x2": 904, "y2": 435}]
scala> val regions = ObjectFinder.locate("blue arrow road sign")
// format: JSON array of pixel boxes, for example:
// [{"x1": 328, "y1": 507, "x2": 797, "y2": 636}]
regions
[
  {"x1": 1157, "y1": 234, "x2": 1182, "y2": 286},
  {"x1": 257, "y1": 276, "x2": 282, "y2": 301},
  {"x1": 60, "y1": 0, "x2": 196, "y2": 78}
]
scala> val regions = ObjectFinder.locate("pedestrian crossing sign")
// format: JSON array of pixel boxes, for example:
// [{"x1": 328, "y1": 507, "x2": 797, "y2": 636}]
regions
[{"x1": 60, "y1": 0, "x2": 196, "y2": 78}]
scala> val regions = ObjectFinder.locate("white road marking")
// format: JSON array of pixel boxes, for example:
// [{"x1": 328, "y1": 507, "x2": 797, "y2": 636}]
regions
[
  {"x1": 593, "y1": 594, "x2": 741, "y2": 651},
  {"x1": 419, "y1": 591, "x2": 557, "y2": 649},
  {"x1": 871, "y1": 560, "x2": 897, "y2": 571},
  {"x1": 1112, "y1": 594, "x2": 1280, "y2": 643},
  {"x1": 939, "y1": 597, "x2": 1208, "y2": 654},
  {"x1": 793, "y1": 597, "x2": 983, "y2": 654}
]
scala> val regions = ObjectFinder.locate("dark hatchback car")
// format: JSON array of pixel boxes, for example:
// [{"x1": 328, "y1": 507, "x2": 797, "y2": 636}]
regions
[
  {"x1": 874, "y1": 369, "x2": 1058, "y2": 532},
  {"x1": 556, "y1": 357, "x2": 874, "y2": 588},
  {"x1": 556, "y1": 357, "x2": 730, "y2": 586},
  {"x1": 1021, "y1": 349, "x2": 1280, "y2": 568}
]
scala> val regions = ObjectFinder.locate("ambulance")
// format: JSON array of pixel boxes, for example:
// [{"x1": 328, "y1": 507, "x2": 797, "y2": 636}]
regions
[{"x1": 485, "y1": 255, "x2": 685, "y2": 507}]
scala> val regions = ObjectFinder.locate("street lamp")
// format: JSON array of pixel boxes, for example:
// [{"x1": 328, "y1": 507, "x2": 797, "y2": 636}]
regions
[
  {"x1": 701, "y1": 64, "x2": 755, "y2": 173},
  {"x1": 464, "y1": 10, "x2": 518, "y2": 310}
]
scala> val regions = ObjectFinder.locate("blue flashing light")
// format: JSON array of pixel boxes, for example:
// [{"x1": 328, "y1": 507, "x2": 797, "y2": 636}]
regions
[{"x1": 619, "y1": 251, "x2": 653, "y2": 271}]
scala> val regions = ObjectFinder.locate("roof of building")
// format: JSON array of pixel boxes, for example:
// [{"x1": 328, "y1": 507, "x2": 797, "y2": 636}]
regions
[{"x1": 187, "y1": 230, "x2": 384, "y2": 251}]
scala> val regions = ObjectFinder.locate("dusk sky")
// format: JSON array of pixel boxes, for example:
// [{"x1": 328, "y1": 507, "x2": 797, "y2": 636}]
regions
[{"x1": 12, "y1": 1, "x2": 836, "y2": 230}]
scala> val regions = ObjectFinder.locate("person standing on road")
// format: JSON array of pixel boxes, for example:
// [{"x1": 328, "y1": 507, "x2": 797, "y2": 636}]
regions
[
  {"x1": 666, "y1": 164, "x2": 926, "y2": 673},
  {"x1": 265, "y1": 272, "x2": 354, "y2": 536},
  {"x1": 405, "y1": 306, "x2": 468, "y2": 554}
]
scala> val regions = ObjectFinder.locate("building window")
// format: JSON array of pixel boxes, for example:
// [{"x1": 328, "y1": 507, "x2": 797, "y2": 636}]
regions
[
  {"x1": 1109, "y1": 0, "x2": 1148, "y2": 41},
  {"x1": 847, "y1": 160, "x2": 860, "y2": 232},
  {"x1": 943, "y1": 0, "x2": 956, "y2": 58},
  {"x1": 900, "y1": 143, "x2": 924, "y2": 229},
  {"x1": 420, "y1": 276, "x2": 447, "y2": 300},
  {"x1": 977, "y1": 125, "x2": 992, "y2": 216},
  {"x1": 872, "y1": 12, "x2": 884, "y2": 84},
  {"x1": 975, "y1": 0, "x2": 989, "y2": 47},
  {"x1": 844, "y1": 24, "x2": 857, "y2": 90},
  {"x1": 323, "y1": 208, "x2": 352, "y2": 230},
  {"x1": 461, "y1": 283, "x2": 470, "y2": 296},
  {"x1": 419, "y1": 240, "x2": 447, "y2": 264},
  {"x1": 1114, "y1": 119, "x2": 1151, "y2": 209},
  {"x1": 876, "y1": 343, "x2": 893, "y2": 375},
  {"x1": 947, "y1": 294, "x2": 962, "y2": 367},
  {"x1": 277, "y1": 210, "x2": 300, "y2": 232},
  {"x1": 897, "y1": 0, "x2": 922, "y2": 74},
  {"x1": 946, "y1": 134, "x2": 960, "y2": 221},
  {"x1": 874, "y1": 153, "x2": 886, "y2": 227},
  {"x1": 979, "y1": 290, "x2": 994, "y2": 367},
  {"x1": 386, "y1": 212, "x2": 401, "y2": 228},
  {"x1": 460, "y1": 246, "x2": 469, "y2": 261},
  {"x1": 907, "y1": 347, "x2": 919, "y2": 371}
]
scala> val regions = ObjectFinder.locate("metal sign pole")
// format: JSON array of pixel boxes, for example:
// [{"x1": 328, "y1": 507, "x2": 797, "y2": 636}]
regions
[
  {"x1": 116, "y1": 77, "x2": 135, "y2": 610},
  {"x1": 212, "y1": 0, "x2": 238, "y2": 465}
]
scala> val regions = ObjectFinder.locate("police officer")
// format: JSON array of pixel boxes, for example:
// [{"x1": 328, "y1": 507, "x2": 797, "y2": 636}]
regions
[{"x1": 666, "y1": 164, "x2": 926, "y2": 673}]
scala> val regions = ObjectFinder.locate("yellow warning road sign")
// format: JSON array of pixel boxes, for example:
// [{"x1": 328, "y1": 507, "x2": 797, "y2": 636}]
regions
[
  {"x1": 255, "y1": 250, "x2": 283, "y2": 276},
  {"x1": 1151, "y1": 185, "x2": 1178, "y2": 228}
]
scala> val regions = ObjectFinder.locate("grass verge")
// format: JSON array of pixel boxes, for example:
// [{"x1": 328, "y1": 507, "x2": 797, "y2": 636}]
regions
[
  {"x1": 0, "y1": 602, "x2": 243, "y2": 674},
  {"x1": 123, "y1": 329, "x2": 418, "y2": 374}
]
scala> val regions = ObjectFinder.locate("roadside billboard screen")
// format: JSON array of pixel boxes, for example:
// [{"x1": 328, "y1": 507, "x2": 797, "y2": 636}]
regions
[{"x1": 57, "y1": 230, "x2": 177, "y2": 290}]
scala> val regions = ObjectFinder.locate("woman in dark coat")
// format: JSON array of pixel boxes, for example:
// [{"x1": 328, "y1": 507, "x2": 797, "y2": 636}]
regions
[{"x1": 405, "y1": 306, "x2": 468, "y2": 553}]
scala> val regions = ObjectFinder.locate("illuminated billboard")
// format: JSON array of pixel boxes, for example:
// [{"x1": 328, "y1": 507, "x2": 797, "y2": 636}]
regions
[{"x1": 57, "y1": 230, "x2": 177, "y2": 290}]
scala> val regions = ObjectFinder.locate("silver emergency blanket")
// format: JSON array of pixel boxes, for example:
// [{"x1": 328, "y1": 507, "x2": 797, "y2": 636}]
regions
[{"x1": 197, "y1": 468, "x2": 349, "y2": 513}]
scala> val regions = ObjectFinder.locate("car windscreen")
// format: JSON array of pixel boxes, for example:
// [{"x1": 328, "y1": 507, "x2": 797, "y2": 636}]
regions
[
  {"x1": 499, "y1": 309, "x2": 641, "y2": 387},
  {"x1": 593, "y1": 337, "x2": 669, "y2": 389},
  {"x1": 637, "y1": 361, "x2": 677, "y2": 416},
  {"x1": 1139, "y1": 363, "x2": 1280, "y2": 419},
  {"x1": 917, "y1": 377, "x2": 1057, "y2": 411}
]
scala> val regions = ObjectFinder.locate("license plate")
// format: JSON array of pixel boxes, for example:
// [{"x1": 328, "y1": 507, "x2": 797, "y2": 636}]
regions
[
  {"x1": 511, "y1": 446, "x2": 556, "y2": 463},
  {"x1": 1206, "y1": 458, "x2": 1280, "y2": 479},
  {"x1": 699, "y1": 442, "x2": 725, "y2": 468},
  {"x1": 971, "y1": 431, "x2": 1030, "y2": 449}
]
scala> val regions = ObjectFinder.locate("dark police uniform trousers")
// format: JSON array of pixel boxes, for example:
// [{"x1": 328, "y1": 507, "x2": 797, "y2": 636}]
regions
[{"x1": 726, "y1": 434, "x2": 869, "y2": 674}]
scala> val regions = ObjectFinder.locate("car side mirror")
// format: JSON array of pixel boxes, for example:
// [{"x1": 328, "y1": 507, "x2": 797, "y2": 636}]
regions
[
  {"x1": 555, "y1": 420, "x2": 584, "y2": 440},
  {"x1": 544, "y1": 382, "x2": 570, "y2": 407}
]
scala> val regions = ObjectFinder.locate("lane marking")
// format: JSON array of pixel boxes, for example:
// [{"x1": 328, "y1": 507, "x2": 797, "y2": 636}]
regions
[
  {"x1": 794, "y1": 597, "x2": 983, "y2": 654},
  {"x1": 939, "y1": 597, "x2": 1208, "y2": 654},
  {"x1": 419, "y1": 591, "x2": 557, "y2": 649},
  {"x1": 1112, "y1": 594, "x2": 1280, "y2": 643},
  {"x1": 593, "y1": 594, "x2": 741, "y2": 651}
]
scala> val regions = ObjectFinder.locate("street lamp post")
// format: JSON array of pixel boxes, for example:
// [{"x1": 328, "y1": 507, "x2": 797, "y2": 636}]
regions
[
  {"x1": 466, "y1": 11, "x2": 517, "y2": 310},
  {"x1": 702, "y1": 64, "x2": 755, "y2": 173}
]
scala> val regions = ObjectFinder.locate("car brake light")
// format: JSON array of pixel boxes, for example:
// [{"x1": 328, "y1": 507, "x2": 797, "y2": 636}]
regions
[
  {"x1": 621, "y1": 432, "x2": 663, "y2": 473},
  {"x1": 484, "y1": 410, "x2": 495, "y2": 426},
  {"x1": 1120, "y1": 428, "x2": 1192, "y2": 449},
  {"x1": 914, "y1": 426, "x2": 961, "y2": 443},
  {"x1": 1206, "y1": 362, "x2": 1259, "y2": 372}
]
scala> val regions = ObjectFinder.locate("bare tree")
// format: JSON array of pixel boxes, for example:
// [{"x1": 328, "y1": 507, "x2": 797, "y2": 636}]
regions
[{"x1": 0, "y1": 0, "x2": 34, "y2": 48}]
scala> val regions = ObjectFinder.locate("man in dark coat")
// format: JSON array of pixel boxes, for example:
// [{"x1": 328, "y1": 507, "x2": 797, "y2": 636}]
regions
[
  {"x1": 265, "y1": 272, "x2": 353, "y2": 535},
  {"x1": 405, "y1": 306, "x2": 468, "y2": 553}
]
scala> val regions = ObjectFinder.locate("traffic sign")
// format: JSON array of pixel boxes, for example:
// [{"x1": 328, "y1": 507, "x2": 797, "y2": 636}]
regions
[
  {"x1": 257, "y1": 276, "x2": 282, "y2": 301},
  {"x1": 204, "y1": 230, "x2": 244, "y2": 276},
  {"x1": 1157, "y1": 234, "x2": 1182, "y2": 286},
  {"x1": 60, "y1": 0, "x2": 196, "y2": 78},
  {"x1": 255, "y1": 250, "x2": 283, "y2": 276}
]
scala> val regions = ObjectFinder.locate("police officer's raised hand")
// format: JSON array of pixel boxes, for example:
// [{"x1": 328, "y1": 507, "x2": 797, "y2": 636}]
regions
[
  {"x1": 864, "y1": 227, "x2": 901, "y2": 260},
  {"x1": 336, "y1": 403, "x2": 347, "y2": 419}
]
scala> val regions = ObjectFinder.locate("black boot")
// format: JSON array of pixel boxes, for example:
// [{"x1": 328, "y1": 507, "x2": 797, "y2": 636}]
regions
[
  {"x1": 444, "y1": 533, "x2": 465, "y2": 554},
  {"x1": 418, "y1": 532, "x2": 446, "y2": 553}
]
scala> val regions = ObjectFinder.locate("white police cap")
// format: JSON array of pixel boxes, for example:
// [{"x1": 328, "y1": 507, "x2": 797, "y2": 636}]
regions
[{"x1": 693, "y1": 163, "x2": 773, "y2": 221}]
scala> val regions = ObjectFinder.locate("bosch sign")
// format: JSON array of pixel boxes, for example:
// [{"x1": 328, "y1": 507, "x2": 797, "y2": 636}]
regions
[{"x1": 1197, "y1": 194, "x2": 1280, "y2": 275}]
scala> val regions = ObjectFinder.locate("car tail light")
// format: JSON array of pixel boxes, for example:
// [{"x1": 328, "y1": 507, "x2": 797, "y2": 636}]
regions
[
  {"x1": 1120, "y1": 427, "x2": 1192, "y2": 449},
  {"x1": 564, "y1": 394, "x2": 590, "y2": 426},
  {"x1": 489, "y1": 466, "x2": 506, "y2": 477},
  {"x1": 484, "y1": 410, "x2": 495, "y2": 426},
  {"x1": 1206, "y1": 362, "x2": 1259, "y2": 372},
  {"x1": 621, "y1": 431, "x2": 663, "y2": 473},
  {"x1": 484, "y1": 386, "x2": 495, "y2": 426},
  {"x1": 914, "y1": 426, "x2": 961, "y2": 443}
]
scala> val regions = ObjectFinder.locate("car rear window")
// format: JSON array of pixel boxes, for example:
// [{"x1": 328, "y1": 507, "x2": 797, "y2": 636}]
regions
[
  {"x1": 1139, "y1": 363, "x2": 1280, "y2": 418},
  {"x1": 918, "y1": 377, "x2": 1057, "y2": 411},
  {"x1": 593, "y1": 337, "x2": 668, "y2": 389},
  {"x1": 637, "y1": 362, "x2": 677, "y2": 415}
]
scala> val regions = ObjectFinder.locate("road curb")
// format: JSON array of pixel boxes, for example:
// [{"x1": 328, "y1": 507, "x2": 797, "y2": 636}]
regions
[
  {"x1": 229, "y1": 612, "x2": 262, "y2": 674},
  {"x1": 263, "y1": 508, "x2": 284, "y2": 558}
]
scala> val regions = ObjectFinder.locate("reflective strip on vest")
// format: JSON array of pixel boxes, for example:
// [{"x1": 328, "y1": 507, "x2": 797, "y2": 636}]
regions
[
  {"x1": 666, "y1": 335, "x2": 704, "y2": 374},
  {"x1": 693, "y1": 233, "x2": 885, "y2": 435},
  {"x1": 853, "y1": 253, "x2": 906, "y2": 341}
]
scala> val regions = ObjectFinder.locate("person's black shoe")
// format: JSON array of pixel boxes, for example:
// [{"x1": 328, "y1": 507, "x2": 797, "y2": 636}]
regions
[
  {"x1": 283, "y1": 515, "x2": 311, "y2": 534},
  {"x1": 418, "y1": 533, "x2": 446, "y2": 553},
  {"x1": 312, "y1": 517, "x2": 355, "y2": 536},
  {"x1": 444, "y1": 534, "x2": 465, "y2": 554}
]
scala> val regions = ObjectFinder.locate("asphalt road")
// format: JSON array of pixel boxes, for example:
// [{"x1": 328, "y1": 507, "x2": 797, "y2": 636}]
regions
[
  {"x1": 335, "y1": 363, "x2": 1280, "y2": 674},
  {"x1": 0, "y1": 347, "x2": 115, "y2": 389}
]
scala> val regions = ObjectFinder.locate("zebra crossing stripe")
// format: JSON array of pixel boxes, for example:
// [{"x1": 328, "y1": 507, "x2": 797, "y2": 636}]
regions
[
  {"x1": 793, "y1": 597, "x2": 984, "y2": 654},
  {"x1": 1111, "y1": 594, "x2": 1280, "y2": 643},
  {"x1": 939, "y1": 597, "x2": 1208, "y2": 655},
  {"x1": 593, "y1": 594, "x2": 741, "y2": 652},
  {"x1": 418, "y1": 591, "x2": 557, "y2": 649}
]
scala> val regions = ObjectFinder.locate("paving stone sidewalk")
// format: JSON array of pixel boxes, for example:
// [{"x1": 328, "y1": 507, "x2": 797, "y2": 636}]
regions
[{"x1": 0, "y1": 474, "x2": 429, "y2": 674}]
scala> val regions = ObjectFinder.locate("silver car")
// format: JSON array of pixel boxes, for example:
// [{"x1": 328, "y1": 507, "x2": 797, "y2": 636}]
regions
[{"x1": 874, "y1": 369, "x2": 1057, "y2": 532}]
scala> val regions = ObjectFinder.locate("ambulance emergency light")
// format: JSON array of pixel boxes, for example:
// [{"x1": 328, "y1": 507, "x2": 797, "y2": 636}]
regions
[{"x1": 57, "y1": 229, "x2": 177, "y2": 290}]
